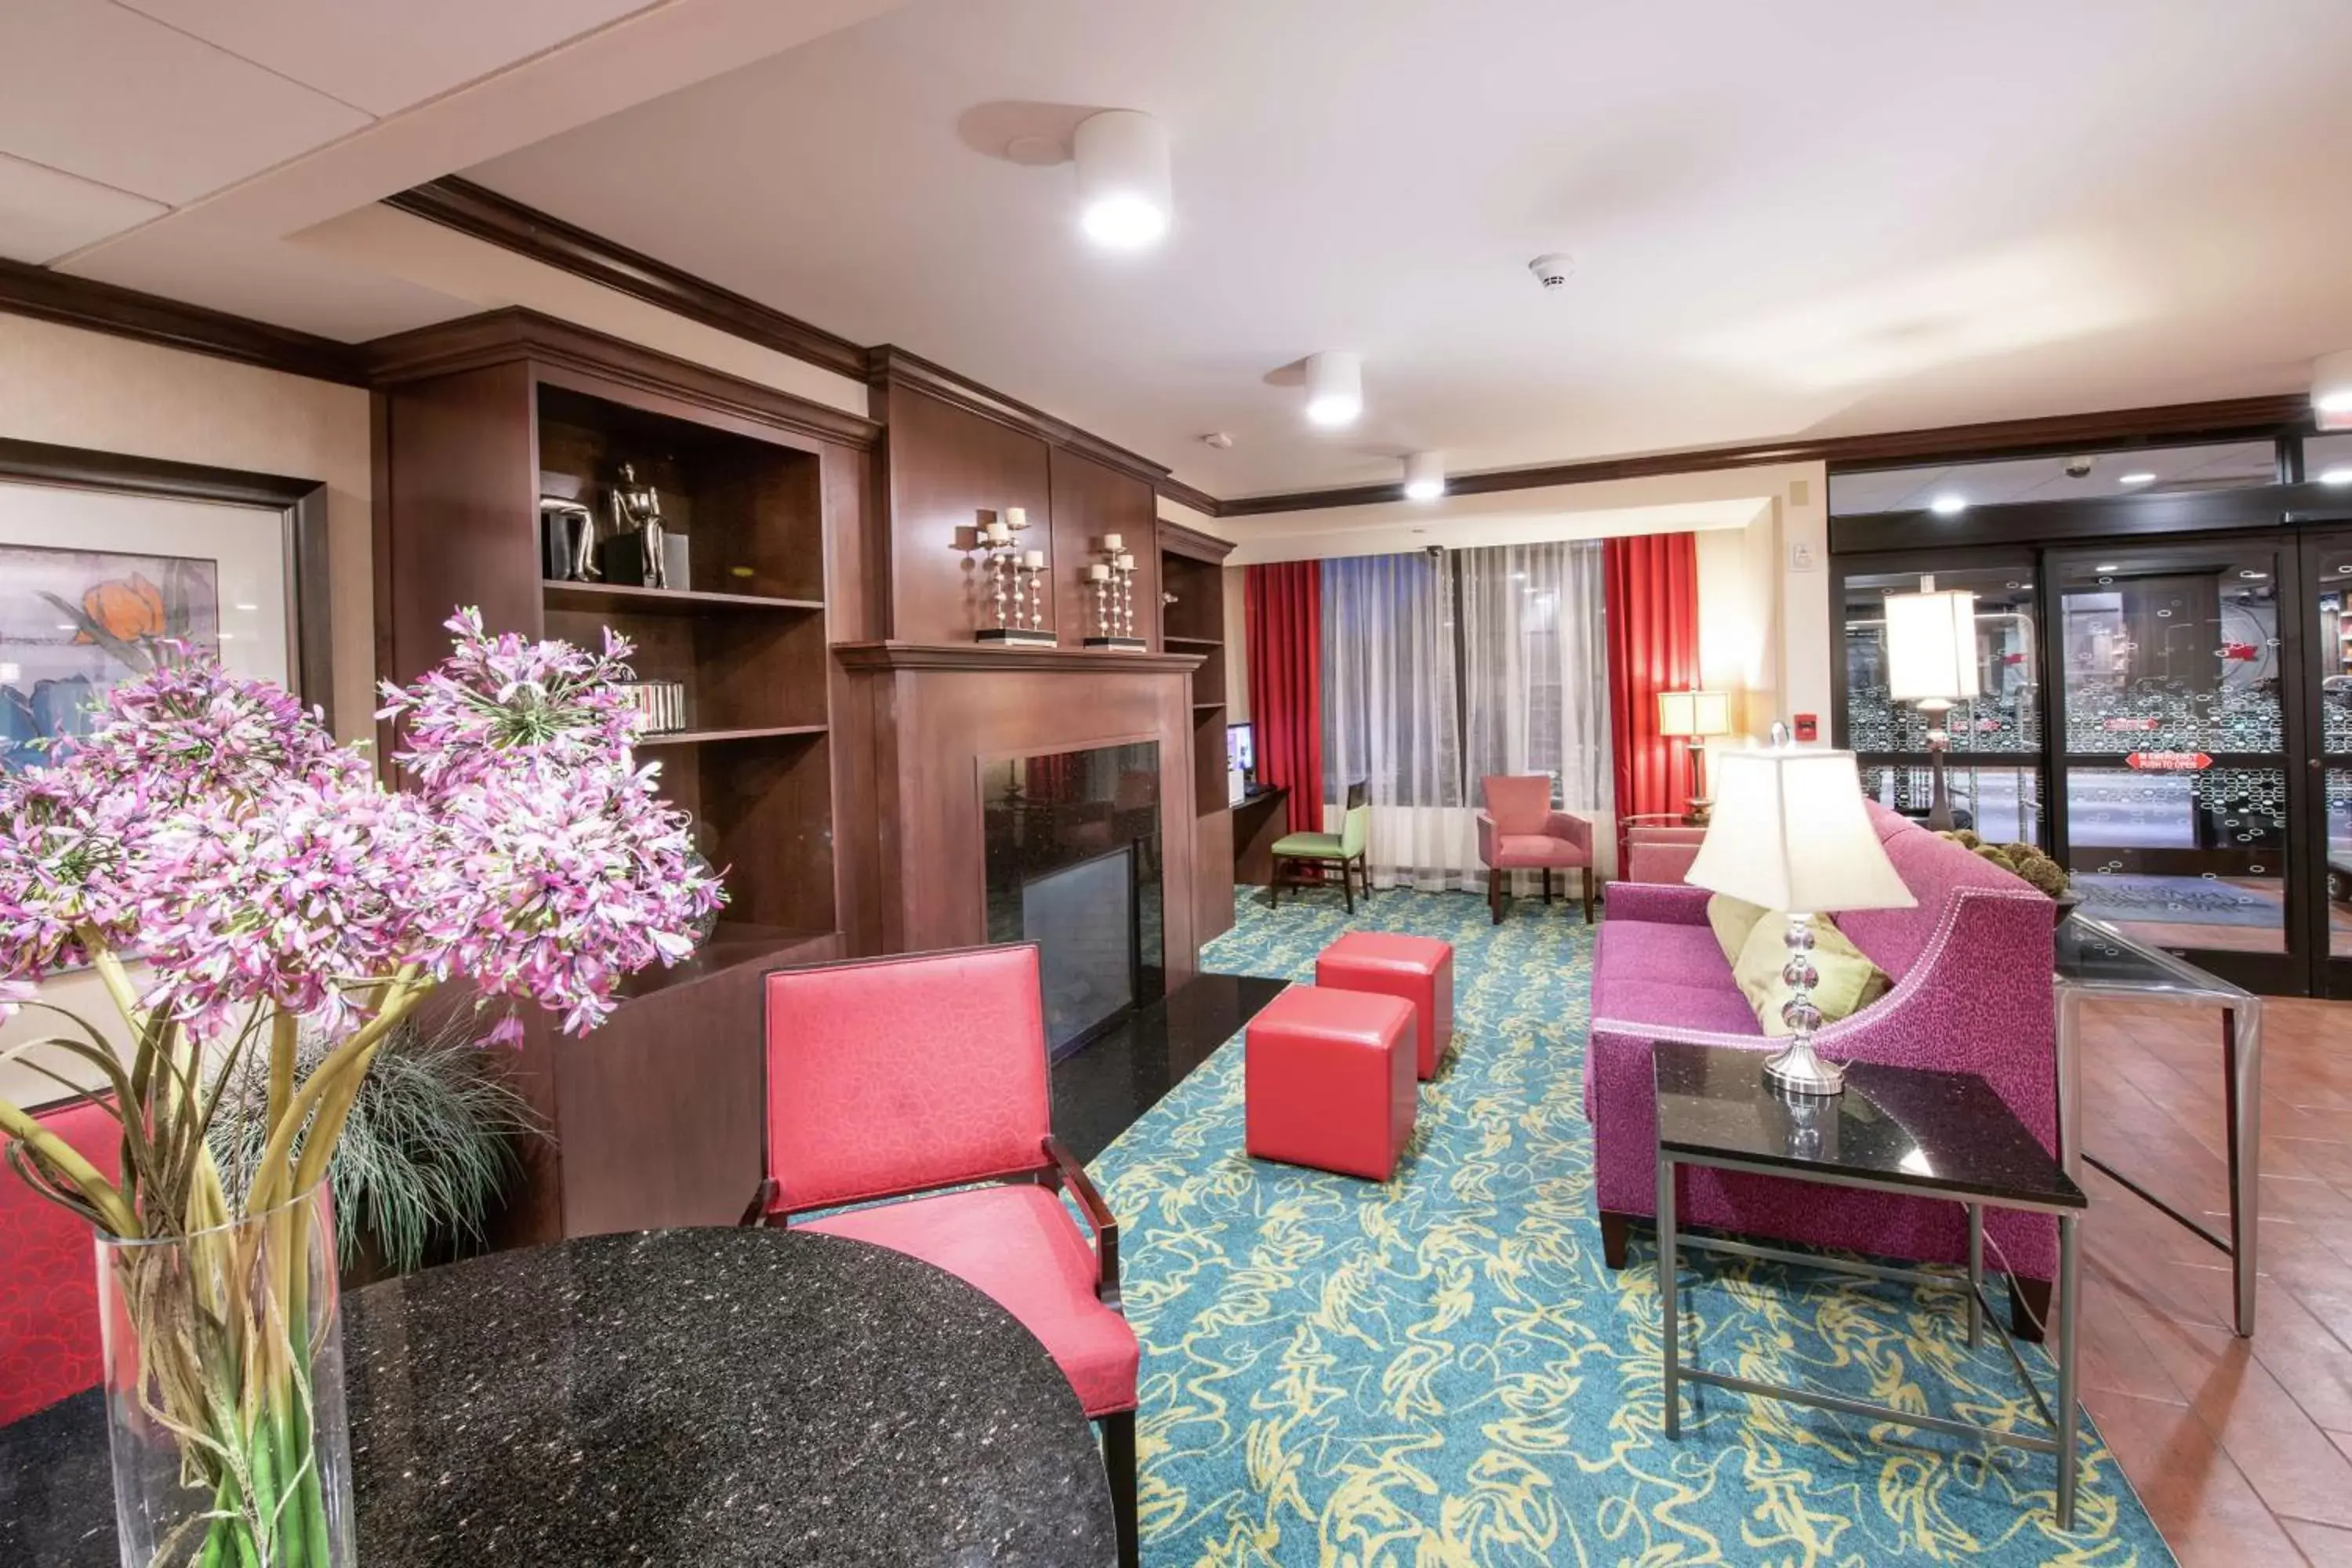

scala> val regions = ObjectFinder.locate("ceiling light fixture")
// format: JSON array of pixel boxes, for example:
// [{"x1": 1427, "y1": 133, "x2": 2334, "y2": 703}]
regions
[
  {"x1": 1303, "y1": 352, "x2": 1363, "y2": 428},
  {"x1": 1929, "y1": 494, "x2": 1967, "y2": 516},
  {"x1": 2314, "y1": 350, "x2": 2352, "y2": 428},
  {"x1": 2118, "y1": 471, "x2": 2156, "y2": 485},
  {"x1": 1073, "y1": 110, "x2": 1171, "y2": 250},
  {"x1": 1403, "y1": 452, "x2": 1446, "y2": 500}
]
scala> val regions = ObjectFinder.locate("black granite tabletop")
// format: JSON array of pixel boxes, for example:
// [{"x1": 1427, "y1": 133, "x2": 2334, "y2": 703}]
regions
[
  {"x1": 0, "y1": 1227, "x2": 1116, "y2": 1566},
  {"x1": 1653, "y1": 1042, "x2": 2086, "y2": 1211}
]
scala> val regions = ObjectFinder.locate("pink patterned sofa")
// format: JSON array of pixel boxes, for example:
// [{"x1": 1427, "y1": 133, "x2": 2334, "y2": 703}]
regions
[{"x1": 1585, "y1": 802, "x2": 2060, "y2": 1334}]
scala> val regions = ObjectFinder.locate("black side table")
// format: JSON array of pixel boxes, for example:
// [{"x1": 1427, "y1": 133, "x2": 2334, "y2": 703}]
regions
[{"x1": 1653, "y1": 1042, "x2": 2090, "y2": 1530}]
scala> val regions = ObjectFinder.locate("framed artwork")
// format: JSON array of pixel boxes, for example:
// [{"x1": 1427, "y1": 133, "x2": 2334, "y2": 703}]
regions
[{"x1": 0, "y1": 438, "x2": 327, "y2": 772}]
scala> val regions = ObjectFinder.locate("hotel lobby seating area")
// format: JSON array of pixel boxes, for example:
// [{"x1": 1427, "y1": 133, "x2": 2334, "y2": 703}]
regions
[{"x1": 9, "y1": 5, "x2": 2352, "y2": 1565}]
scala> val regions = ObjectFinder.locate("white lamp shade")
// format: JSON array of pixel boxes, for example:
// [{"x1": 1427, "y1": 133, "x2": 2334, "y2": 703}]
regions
[
  {"x1": 1684, "y1": 749, "x2": 1916, "y2": 915},
  {"x1": 1304, "y1": 351, "x2": 1363, "y2": 427},
  {"x1": 1656, "y1": 688, "x2": 1733, "y2": 738},
  {"x1": 2316, "y1": 348, "x2": 2352, "y2": 430},
  {"x1": 1883, "y1": 589, "x2": 1980, "y2": 702},
  {"x1": 1073, "y1": 110, "x2": 1171, "y2": 249}
]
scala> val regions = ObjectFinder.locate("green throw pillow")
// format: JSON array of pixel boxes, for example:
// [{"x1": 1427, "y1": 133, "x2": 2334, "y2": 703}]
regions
[
  {"x1": 1730, "y1": 913, "x2": 1891, "y2": 1037},
  {"x1": 1705, "y1": 894, "x2": 1769, "y2": 965}
]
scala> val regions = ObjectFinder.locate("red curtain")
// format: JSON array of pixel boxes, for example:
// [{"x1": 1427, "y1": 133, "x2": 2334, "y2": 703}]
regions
[
  {"x1": 1245, "y1": 562, "x2": 1324, "y2": 835},
  {"x1": 1603, "y1": 533, "x2": 1701, "y2": 826}
]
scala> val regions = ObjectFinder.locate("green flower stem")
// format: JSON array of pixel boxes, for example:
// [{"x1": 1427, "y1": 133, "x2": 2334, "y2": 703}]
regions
[{"x1": 0, "y1": 1094, "x2": 139, "y2": 1234}]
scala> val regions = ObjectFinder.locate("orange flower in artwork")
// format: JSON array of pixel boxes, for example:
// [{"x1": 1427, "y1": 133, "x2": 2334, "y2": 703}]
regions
[{"x1": 75, "y1": 573, "x2": 168, "y2": 644}]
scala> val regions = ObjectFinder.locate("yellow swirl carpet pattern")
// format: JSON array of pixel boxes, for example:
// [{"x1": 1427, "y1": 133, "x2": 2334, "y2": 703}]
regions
[{"x1": 1088, "y1": 888, "x2": 2169, "y2": 1567}]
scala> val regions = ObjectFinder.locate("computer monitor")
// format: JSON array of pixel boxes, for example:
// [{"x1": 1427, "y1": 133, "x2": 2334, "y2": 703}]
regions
[{"x1": 1225, "y1": 722, "x2": 1255, "y2": 776}]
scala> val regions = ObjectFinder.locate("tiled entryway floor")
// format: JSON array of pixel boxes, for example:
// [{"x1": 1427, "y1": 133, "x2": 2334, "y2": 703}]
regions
[{"x1": 2074, "y1": 993, "x2": 2352, "y2": 1565}]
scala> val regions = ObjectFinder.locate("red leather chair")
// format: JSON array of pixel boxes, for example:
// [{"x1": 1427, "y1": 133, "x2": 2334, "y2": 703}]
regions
[
  {"x1": 1477, "y1": 774, "x2": 1598, "y2": 924},
  {"x1": 747, "y1": 946, "x2": 1141, "y2": 1568},
  {"x1": 1, "y1": 1096, "x2": 122, "y2": 1425}
]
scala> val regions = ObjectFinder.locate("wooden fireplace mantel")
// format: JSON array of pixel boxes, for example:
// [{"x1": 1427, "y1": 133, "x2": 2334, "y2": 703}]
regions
[{"x1": 833, "y1": 641, "x2": 1204, "y2": 675}]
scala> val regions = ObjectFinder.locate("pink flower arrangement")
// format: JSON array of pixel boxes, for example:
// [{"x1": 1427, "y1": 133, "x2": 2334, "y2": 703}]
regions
[
  {"x1": 0, "y1": 608, "x2": 725, "y2": 1244},
  {"x1": 0, "y1": 608, "x2": 720, "y2": 1054},
  {"x1": 0, "y1": 608, "x2": 727, "y2": 1568}
]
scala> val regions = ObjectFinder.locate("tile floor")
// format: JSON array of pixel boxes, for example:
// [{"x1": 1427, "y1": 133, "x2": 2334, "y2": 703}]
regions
[{"x1": 2074, "y1": 993, "x2": 2352, "y2": 1565}]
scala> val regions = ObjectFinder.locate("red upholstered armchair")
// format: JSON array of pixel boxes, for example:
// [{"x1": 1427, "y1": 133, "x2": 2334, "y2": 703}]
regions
[
  {"x1": 1, "y1": 1096, "x2": 122, "y2": 1425},
  {"x1": 1477, "y1": 774, "x2": 1598, "y2": 924},
  {"x1": 746, "y1": 946, "x2": 1141, "y2": 1568}
]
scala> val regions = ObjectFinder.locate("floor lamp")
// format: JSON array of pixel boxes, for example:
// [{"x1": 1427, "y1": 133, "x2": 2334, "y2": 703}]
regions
[
  {"x1": 1684, "y1": 746, "x2": 1917, "y2": 1096},
  {"x1": 1884, "y1": 578, "x2": 1979, "y2": 833},
  {"x1": 1655, "y1": 688, "x2": 1733, "y2": 823}
]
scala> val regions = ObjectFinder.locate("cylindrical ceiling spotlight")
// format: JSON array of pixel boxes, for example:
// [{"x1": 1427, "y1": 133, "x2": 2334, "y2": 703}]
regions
[
  {"x1": 2316, "y1": 349, "x2": 2352, "y2": 430},
  {"x1": 1403, "y1": 451, "x2": 1446, "y2": 500},
  {"x1": 1303, "y1": 351, "x2": 1363, "y2": 428},
  {"x1": 1073, "y1": 110, "x2": 1171, "y2": 250}
]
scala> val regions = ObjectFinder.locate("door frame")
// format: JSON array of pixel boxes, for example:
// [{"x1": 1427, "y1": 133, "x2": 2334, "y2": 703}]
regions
[
  {"x1": 2300, "y1": 528, "x2": 2352, "y2": 999},
  {"x1": 2041, "y1": 534, "x2": 2311, "y2": 996}
]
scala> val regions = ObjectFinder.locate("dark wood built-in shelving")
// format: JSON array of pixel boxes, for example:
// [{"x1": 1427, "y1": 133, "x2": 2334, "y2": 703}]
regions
[
  {"x1": 542, "y1": 580, "x2": 825, "y2": 615},
  {"x1": 1158, "y1": 521, "x2": 1240, "y2": 942},
  {"x1": 637, "y1": 724, "x2": 829, "y2": 747}
]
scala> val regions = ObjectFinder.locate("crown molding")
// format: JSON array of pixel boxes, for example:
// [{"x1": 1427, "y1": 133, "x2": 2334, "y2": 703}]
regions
[
  {"x1": 384, "y1": 176, "x2": 869, "y2": 381},
  {"x1": 363, "y1": 306, "x2": 879, "y2": 448},
  {"x1": 1155, "y1": 473, "x2": 1222, "y2": 517},
  {"x1": 1155, "y1": 517, "x2": 1235, "y2": 563},
  {"x1": 0, "y1": 256, "x2": 365, "y2": 385},
  {"x1": 1218, "y1": 393, "x2": 2315, "y2": 517}
]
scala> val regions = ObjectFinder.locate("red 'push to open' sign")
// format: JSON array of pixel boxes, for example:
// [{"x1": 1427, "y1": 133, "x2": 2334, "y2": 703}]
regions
[{"x1": 2125, "y1": 751, "x2": 2212, "y2": 771}]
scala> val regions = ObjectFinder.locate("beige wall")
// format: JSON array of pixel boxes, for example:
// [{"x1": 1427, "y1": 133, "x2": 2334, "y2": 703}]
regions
[{"x1": 0, "y1": 314, "x2": 375, "y2": 1109}]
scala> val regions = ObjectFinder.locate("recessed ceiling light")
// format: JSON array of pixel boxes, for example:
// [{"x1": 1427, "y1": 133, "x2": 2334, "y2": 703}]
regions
[
  {"x1": 2240, "y1": 569, "x2": 2267, "y2": 579},
  {"x1": 1073, "y1": 110, "x2": 1171, "y2": 251},
  {"x1": 2094, "y1": 562, "x2": 2121, "y2": 572},
  {"x1": 2321, "y1": 466, "x2": 2352, "y2": 486},
  {"x1": 1303, "y1": 351, "x2": 1363, "y2": 428},
  {"x1": 1929, "y1": 494, "x2": 1966, "y2": 515},
  {"x1": 2118, "y1": 472, "x2": 2156, "y2": 485},
  {"x1": 1403, "y1": 452, "x2": 1446, "y2": 501}
]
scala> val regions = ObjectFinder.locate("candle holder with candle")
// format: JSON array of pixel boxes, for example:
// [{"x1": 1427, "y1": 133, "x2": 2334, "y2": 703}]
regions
[
  {"x1": 975, "y1": 506, "x2": 1058, "y2": 645},
  {"x1": 1083, "y1": 532, "x2": 1147, "y2": 650}
]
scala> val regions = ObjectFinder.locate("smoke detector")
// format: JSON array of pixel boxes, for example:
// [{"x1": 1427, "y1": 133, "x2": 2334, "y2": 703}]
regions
[
  {"x1": 1528, "y1": 253, "x2": 1576, "y2": 291},
  {"x1": 1201, "y1": 431, "x2": 1234, "y2": 450}
]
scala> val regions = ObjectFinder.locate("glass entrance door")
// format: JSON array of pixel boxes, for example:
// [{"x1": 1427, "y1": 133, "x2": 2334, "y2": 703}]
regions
[
  {"x1": 2307, "y1": 532, "x2": 2352, "y2": 996},
  {"x1": 2049, "y1": 539, "x2": 2307, "y2": 993}
]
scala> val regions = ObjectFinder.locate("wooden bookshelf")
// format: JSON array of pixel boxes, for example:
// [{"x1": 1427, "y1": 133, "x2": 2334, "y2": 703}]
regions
[
  {"x1": 372, "y1": 317, "x2": 873, "y2": 1243},
  {"x1": 1159, "y1": 521, "x2": 1239, "y2": 941}
]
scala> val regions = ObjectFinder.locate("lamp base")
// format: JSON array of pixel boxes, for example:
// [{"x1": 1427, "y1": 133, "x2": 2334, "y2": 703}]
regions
[{"x1": 1763, "y1": 1036, "x2": 1846, "y2": 1097}]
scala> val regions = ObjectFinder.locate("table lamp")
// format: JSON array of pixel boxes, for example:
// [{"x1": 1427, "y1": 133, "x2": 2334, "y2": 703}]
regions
[
  {"x1": 1683, "y1": 746, "x2": 1915, "y2": 1096},
  {"x1": 1883, "y1": 576, "x2": 1979, "y2": 831},
  {"x1": 1655, "y1": 687, "x2": 1734, "y2": 823}
]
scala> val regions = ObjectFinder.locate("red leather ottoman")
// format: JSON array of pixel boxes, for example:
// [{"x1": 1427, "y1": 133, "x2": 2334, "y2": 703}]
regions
[
  {"x1": 1245, "y1": 985, "x2": 1417, "y2": 1180},
  {"x1": 1316, "y1": 932, "x2": 1455, "y2": 1080}
]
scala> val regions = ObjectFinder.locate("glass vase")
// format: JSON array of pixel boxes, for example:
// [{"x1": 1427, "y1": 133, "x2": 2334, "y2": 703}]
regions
[{"x1": 96, "y1": 1180, "x2": 354, "y2": 1568}]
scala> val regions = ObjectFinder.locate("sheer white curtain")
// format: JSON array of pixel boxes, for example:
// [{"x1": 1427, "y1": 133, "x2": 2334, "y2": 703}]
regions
[
  {"x1": 1457, "y1": 540, "x2": 1617, "y2": 876},
  {"x1": 1320, "y1": 552, "x2": 1477, "y2": 889}
]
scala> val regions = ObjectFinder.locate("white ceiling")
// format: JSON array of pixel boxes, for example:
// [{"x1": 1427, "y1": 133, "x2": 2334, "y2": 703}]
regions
[
  {"x1": 5, "y1": 0, "x2": 903, "y2": 339},
  {"x1": 456, "y1": 0, "x2": 2352, "y2": 498},
  {"x1": 0, "y1": 0, "x2": 661, "y2": 262}
]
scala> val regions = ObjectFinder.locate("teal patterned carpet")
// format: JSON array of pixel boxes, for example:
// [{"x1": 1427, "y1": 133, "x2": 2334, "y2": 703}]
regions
[{"x1": 1087, "y1": 887, "x2": 2171, "y2": 1566}]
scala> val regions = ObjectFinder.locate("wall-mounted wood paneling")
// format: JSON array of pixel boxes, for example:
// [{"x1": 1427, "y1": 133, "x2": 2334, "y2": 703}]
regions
[
  {"x1": 1048, "y1": 445, "x2": 1159, "y2": 648},
  {"x1": 835, "y1": 644, "x2": 1203, "y2": 980},
  {"x1": 879, "y1": 384, "x2": 1054, "y2": 644}
]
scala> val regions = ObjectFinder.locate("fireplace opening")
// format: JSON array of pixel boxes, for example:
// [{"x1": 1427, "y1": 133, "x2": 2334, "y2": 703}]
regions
[{"x1": 982, "y1": 741, "x2": 1163, "y2": 1058}]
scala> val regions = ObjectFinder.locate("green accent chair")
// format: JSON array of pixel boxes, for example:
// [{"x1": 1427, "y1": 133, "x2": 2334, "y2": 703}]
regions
[{"x1": 1270, "y1": 781, "x2": 1372, "y2": 912}]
